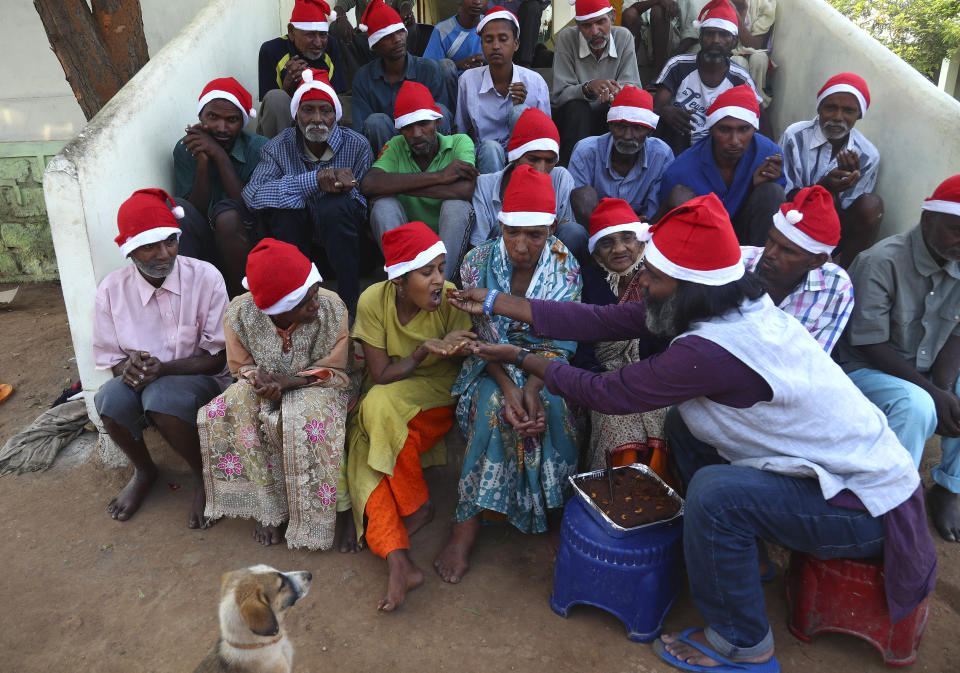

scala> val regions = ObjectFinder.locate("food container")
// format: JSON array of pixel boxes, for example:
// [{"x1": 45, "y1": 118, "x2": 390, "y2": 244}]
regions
[{"x1": 568, "y1": 463, "x2": 684, "y2": 538}]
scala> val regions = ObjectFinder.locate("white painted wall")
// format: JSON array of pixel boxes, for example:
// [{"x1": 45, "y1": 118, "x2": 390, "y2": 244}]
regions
[
  {"x1": 0, "y1": 0, "x2": 202, "y2": 142},
  {"x1": 770, "y1": 0, "x2": 960, "y2": 238},
  {"x1": 44, "y1": 0, "x2": 289, "y2": 420}
]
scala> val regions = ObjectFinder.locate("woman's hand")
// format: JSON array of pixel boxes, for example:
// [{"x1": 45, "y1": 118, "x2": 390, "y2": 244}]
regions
[
  {"x1": 470, "y1": 342, "x2": 521, "y2": 363},
  {"x1": 520, "y1": 380, "x2": 547, "y2": 437},
  {"x1": 252, "y1": 369, "x2": 282, "y2": 400},
  {"x1": 441, "y1": 330, "x2": 476, "y2": 356},
  {"x1": 446, "y1": 287, "x2": 489, "y2": 315},
  {"x1": 501, "y1": 382, "x2": 536, "y2": 434}
]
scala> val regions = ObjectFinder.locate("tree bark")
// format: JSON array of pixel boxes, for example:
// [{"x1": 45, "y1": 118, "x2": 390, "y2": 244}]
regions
[
  {"x1": 92, "y1": 0, "x2": 149, "y2": 80},
  {"x1": 34, "y1": 0, "x2": 149, "y2": 121}
]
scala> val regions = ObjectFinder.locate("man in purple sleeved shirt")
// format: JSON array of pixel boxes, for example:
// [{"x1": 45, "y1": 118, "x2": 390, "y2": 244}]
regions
[{"x1": 448, "y1": 193, "x2": 935, "y2": 672}]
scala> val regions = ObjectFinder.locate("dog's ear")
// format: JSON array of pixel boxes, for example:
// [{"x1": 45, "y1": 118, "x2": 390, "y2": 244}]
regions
[{"x1": 238, "y1": 586, "x2": 279, "y2": 636}]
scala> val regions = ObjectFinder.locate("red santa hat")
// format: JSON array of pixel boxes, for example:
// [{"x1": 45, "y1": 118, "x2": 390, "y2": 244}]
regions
[
  {"x1": 290, "y1": 68, "x2": 342, "y2": 121},
  {"x1": 477, "y1": 6, "x2": 520, "y2": 34},
  {"x1": 588, "y1": 198, "x2": 649, "y2": 253},
  {"x1": 382, "y1": 222, "x2": 447, "y2": 279},
  {"x1": 640, "y1": 193, "x2": 744, "y2": 285},
  {"x1": 569, "y1": 0, "x2": 613, "y2": 22},
  {"x1": 242, "y1": 238, "x2": 323, "y2": 315},
  {"x1": 507, "y1": 108, "x2": 560, "y2": 162},
  {"x1": 817, "y1": 73, "x2": 871, "y2": 118},
  {"x1": 394, "y1": 81, "x2": 443, "y2": 129},
  {"x1": 197, "y1": 77, "x2": 256, "y2": 126},
  {"x1": 705, "y1": 84, "x2": 760, "y2": 130},
  {"x1": 359, "y1": 0, "x2": 406, "y2": 49},
  {"x1": 499, "y1": 165, "x2": 556, "y2": 228},
  {"x1": 114, "y1": 188, "x2": 184, "y2": 257},
  {"x1": 772, "y1": 185, "x2": 841, "y2": 255},
  {"x1": 607, "y1": 85, "x2": 659, "y2": 129},
  {"x1": 693, "y1": 0, "x2": 739, "y2": 36},
  {"x1": 922, "y1": 175, "x2": 960, "y2": 217},
  {"x1": 290, "y1": 0, "x2": 337, "y2": 31}
]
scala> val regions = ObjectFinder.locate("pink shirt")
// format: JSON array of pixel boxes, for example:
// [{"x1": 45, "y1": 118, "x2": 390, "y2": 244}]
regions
[{"x1": 93, "y1": 256, "x2": 230, "y2": 386}]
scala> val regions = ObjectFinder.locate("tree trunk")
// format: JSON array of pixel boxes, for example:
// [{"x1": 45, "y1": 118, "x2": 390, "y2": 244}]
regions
[{"x1": 34, "y1": 0, "x2": 149, "y2": 121}]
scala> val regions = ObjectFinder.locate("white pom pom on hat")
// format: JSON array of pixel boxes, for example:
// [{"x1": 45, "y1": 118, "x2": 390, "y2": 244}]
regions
[
  {"x1": 785, "y1": 209, "x2": 803, "y2": 225},
  {"x1": 302, "y1": 69, "x2": 315, "y2": 83},
  {"x1": 693, "y1": 20, "x2": 701, "y2": 28},
  {"x1": 359, "y1": 23, "x2": 368, "y2": 31},
  {"x1": 171, "y1": 205, "x2": 185, "y2": 219},
  {"x1": 249, "y1": 108, "x2": 257, "y2": 119},
  {"x1": 329, "y1": 10, "x2": 338, "y2": 21}
]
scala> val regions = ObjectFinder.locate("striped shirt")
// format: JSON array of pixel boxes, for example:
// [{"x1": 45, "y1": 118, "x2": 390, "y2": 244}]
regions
[
  {"x1": 779, "y1": 117, "x2": 880, "y2": 209},
  {"x1": 741, "y1": 246, "x2": 853, "y2": 353},
  {"x1": 242, "y1": 125, "x2": 372, "y2": 212}
]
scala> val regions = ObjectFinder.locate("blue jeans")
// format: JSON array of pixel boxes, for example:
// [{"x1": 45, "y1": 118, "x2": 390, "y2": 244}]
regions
[
  {"x1": 665, "y1": 408, "x2": 885, "y2": 659},
  {"x1": 475, "y1": 104, "x2": 527, "y2": 175},
  {"x1": 847, "y1": 367, "x2": 960, "y2": 493}
]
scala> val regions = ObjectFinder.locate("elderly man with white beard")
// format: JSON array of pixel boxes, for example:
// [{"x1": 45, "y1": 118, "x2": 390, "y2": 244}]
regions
[
  {"x1": 243, "y1": 68, "x2": 371, "y2": 315},
  {"x1": 779, "y1": 73, "x2": 882, "y2": 268}
]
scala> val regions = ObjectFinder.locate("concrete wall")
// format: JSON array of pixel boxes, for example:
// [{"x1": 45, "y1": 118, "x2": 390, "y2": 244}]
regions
[
  {"x1": 44, "y1": 0, "x2": 289, "y2": 419},
  {"x1": 770, "y1": 0, "x2": 960, "y2": 237}
]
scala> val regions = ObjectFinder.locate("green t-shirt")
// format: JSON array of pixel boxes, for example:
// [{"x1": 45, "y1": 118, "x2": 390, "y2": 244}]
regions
[{"x1": 371, "y1": 132, "x2": 475, "y2": 229}]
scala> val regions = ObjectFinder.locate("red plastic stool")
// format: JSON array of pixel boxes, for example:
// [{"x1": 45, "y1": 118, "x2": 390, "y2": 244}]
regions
[{"x1": 784, "y1": 552, "x2": 929, "y2": 666}]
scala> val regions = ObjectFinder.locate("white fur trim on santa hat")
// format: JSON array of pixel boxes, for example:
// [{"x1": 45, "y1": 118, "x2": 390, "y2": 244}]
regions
[
  {"x1": 242, "y1": 263, "x2": 323, "y2": 315},
  {"x1": 922, "y1": 199, "x2": 960, "y2": 217},
  {"x1": 574, "y1": 7, "x2": 613, "y2": 21},
  {"x1": 395, "y1": 108, "x2": 443, "y2": 129},
  {"x1": 290, "y1": 70, "x2": 342, "y2": 120},
  {"x1": 588, "y1": 222, "x2": 648, "y2": 254},
  {"x1": 367, "y1": 22, "x2": 405, "y2": 48},
  {"x1": 607, "y1": 106, "x2": 659, "y2": 128},
  {"x1": 705, "y1": 105, "x2": 759, "y2": 130},
  {"x1": 291, "y1": 19, "x2": 332, "y2": 31},
  {"x1": 817, "y1": 84, "x2": 867, "y2": 118},
  {"x1": 197, "y1": 90, "x2": 253, "y2": 125},
  {"x1": 120, "y1": 227, "x2": 182, "y2": 257},
  {"x1": 384, "y1": 240, "x2": 447, "y2": 279},
  {"x1": 643, "y1": 238, "x2": 744, "y2": 286},
  {"x1": 507, "y1": 137, "x2": 560, "y2": 162},
  {"x1": 498, "y1": 210, "x2": 556, "y2": 227},
  {"x1": 477, "y1": 10, "x2": 519, "y2": 34},
  {"x1": 696, "y1": 17, "x2": 738, "y2": 35},
  {"x1": 772, "y1": 209, "x2": 835, "y2": 255}
]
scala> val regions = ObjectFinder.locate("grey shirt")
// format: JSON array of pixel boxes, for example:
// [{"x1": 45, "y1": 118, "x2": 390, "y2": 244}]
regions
[
  {"x1": 551, "y1": 25, "x2": 642, "y2": 107},
  {"x1": 834, "y1": 225, "x2": 960, "y2": 374}
]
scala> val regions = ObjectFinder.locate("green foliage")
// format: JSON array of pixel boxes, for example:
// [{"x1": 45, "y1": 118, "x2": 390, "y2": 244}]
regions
[{"x1": 827, "y1": 0, "x2": 960, "y2": 81}]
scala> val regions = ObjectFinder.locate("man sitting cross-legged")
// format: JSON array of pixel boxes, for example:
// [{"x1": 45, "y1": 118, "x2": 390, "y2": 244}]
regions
[
  {"x1": 243, "y1": 69, "x2": 371, "y2": 316},
  {"x1": 658, "y1": 84, "x2": 784, "y2": 245},
  {"x1": 174, "y1": 78, "x2": 267, "y2": 298},
  {"x1": 780, "y1": 73, "x2": 883, "y2": 267},
  {"x1": 449, "y1": 191, "x2": 935, "y2": 673},
  {"x1": 741, "y1": 185, "x2": 853, "y2": 353},
  {"x1": 256, "y1": 0, "x2": 347, "y2": 139},
  {"x1": 471, "y1": 107, "x2": 589, "y2": 263},
  {"x1": 834, "y1": 175, "x2": 960, "y2": 543},
  {"x1": 569, "y1": 85, "x2": 674, "y2": 225},
  {"x1": 93, "y1": 189, "x2": 230, "y2": 529},
  {"x1": 352, "y1": 0, "x2": 455, "y2": 154},
  {"x1": 361, "y1": 81, "x2": 477, "y2": 281}
]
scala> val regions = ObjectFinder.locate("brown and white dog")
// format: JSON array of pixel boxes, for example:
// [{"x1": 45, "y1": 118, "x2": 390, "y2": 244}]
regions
[{"x1": 193, "y1": 564, "x2": 312, "y2": 673}]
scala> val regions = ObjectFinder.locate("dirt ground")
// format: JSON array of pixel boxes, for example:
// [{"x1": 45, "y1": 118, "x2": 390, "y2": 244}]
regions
[{"x1": 1, "y1": 282, "x2": 958, "y2": 673}]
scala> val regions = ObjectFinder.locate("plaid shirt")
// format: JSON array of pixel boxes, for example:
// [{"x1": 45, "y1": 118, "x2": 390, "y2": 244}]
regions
[
  {"x1": 242, "y1": 124, "x2": 372, "y2": 212},
  {"x1": 741, "y1": 246, "x2": 854, "y2": 353}
]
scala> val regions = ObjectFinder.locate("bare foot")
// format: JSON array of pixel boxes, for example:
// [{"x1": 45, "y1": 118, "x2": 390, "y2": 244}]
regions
[
  {"x1": 929, "y1": 484, "x2": 960, "y2": 542},
  {"x1": 402, "y1": 499, "x2": 435, "y2": 538},
  {"x1": 254, "y1": 522, "x2": 284, "y2": 546},
  {"x1": 338, "y1": 509, "x2": 362, "y2": 553},
  {"x1": 187, "y1": 474, "x2": 212, "y2": 529},
  {"x1": 660, "y1": 629, "x2": 774, "y2": 668},
  {"x1": 434, "y1": 516, "x2": 480, "y2": 583},
  {"x1": 107, "y1": 466, "x2": 158, "y2": 521},
  {"x1": 378, "y1": 549, "x2": 424, "y2": 612}
]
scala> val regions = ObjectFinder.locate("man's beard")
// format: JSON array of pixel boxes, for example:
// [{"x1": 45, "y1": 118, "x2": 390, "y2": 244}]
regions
[
  {"x1": 700, "y1": 45, "x2": 729, "y2": 66},
  {"x1": 410, "y1": 137, "x2": 439, "y2": 158},
  {"x1": 132, "y1": 254, "x2": 176, "y2": 279},
  {"x1": 643, "y1": 288, "x2": 683, "y2": 339},
  {"x1": 821, "y1": 119, "x2": 850, "y2": 140},
  {"x1": 301, "y1": 122, "x2": 331, "y2": 143},
  {"x1": 588, "y1": 32, "x2": 609, "y2": 52},
  {"x1": 613, "y1": 138, "x2": 642, "y2": 155}
]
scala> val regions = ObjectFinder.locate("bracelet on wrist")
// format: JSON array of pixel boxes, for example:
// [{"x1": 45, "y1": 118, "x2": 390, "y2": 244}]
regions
[
  {"x1": 515, "y1": 347, "x2": 531, "y2": 367},
  {"x1": 483, "y1": 289, "x2": 500, "y2": 315}
]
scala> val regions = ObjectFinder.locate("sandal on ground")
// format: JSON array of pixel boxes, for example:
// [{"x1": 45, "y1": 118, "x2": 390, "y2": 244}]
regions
[
  {"x1": 652, "y1": 628, "x2": 780, "y2": 673},
  {"x1": 0, "y1": 384, "x2": 13, "y2": 405}
]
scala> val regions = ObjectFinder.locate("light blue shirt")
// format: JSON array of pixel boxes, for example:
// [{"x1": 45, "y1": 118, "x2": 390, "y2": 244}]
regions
[
  {"x1": 455, "y1": 65, "x2": 551, "y2": 147},
  {"x1": 568, "y1": 133, "x2": 674, "y2": 219},
  {"x1": 424, "y1": 16, "x2": 483, "y2": 67}
]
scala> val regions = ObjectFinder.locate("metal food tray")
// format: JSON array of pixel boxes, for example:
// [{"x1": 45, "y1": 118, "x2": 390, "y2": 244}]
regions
[{"x1": 569, "y1": 463, "x2": 685, "y2": 538}]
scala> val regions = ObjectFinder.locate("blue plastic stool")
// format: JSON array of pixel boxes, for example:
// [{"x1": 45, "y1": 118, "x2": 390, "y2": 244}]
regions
[{"x1": 550, "y1": 493, "x2": 684, "y2": 642}]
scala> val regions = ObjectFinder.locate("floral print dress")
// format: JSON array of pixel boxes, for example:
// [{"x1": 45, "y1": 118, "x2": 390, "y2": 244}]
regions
[
  {"x1": 452, "y1": 237, "x2": 582, "y2": 534},
  {"x1": 198, "y1": 290, "x2": 353, "y2": 551}
]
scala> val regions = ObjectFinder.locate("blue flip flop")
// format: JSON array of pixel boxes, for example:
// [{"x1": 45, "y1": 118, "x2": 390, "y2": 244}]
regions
[{"x1": 652, "y1": 628, "x2": 780, "y2": 673}]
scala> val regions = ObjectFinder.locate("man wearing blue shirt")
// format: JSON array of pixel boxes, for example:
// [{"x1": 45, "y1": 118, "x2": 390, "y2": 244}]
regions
[
  {"x1": 569, "y1": 86, "x2": 673, "y2": 224},
  {"x1": 424, "y1": 0, "x2": 486, "y2": 73},
  {"x1": 658, "y1": 84, "x2": 784, "y2": 245}
]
